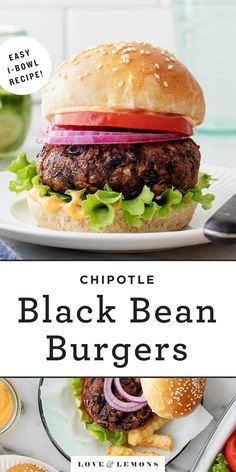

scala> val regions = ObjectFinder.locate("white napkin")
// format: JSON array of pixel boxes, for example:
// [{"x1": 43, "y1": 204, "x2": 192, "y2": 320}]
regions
[{"x1": 40, "y1": 378, "x2": 213, "y2": 463}]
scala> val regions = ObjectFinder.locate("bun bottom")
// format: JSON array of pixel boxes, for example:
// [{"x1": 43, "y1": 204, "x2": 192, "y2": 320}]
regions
[{"x1": 27, "y1": 193, "x2": 197, "y2": 233}]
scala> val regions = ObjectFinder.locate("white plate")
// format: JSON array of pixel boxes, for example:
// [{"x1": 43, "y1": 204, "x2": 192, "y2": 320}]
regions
[
  {"x1": 0, "y1": 455, "x2": 58, "y2": 472},
  {"x1": 38, "y1": 378, "x2": 213, "y2": 464},
  {"x1": 0, "y1": 166, "x2": 235, "y2": 252}
]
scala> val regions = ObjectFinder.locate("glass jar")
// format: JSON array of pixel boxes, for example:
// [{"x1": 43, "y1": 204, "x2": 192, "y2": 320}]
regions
[
  {"x1": 0, "y1": 26, "x2": 32, "y2": 157},
  {"x1": 0, "y1": 378, "x2": 21, "y2": 435},
  {"x1": 171, "y1": 0, "x2": 236, "y2": 134}
]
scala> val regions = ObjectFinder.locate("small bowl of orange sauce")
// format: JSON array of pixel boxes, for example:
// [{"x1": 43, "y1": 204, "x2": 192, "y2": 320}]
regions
[{"x1": 0, "y1": 378, "x2": 21, "y2": 435}]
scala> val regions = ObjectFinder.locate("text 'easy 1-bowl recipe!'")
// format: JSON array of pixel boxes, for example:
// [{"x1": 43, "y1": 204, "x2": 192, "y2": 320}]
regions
[{"x1": 7, "y1": 41, "x2": 215, "y2": 233}]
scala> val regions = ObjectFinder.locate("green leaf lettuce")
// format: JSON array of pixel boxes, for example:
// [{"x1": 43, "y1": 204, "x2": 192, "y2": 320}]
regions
[
  {"x1": 208, "y1": 453, "x2": 230, "y2": 472},
  {"x1": 7, "y1": 153, "x2": 215, "y2": 230},
  {"x1": 7, "y1": 153, "x2": 37, "y2": 193}
]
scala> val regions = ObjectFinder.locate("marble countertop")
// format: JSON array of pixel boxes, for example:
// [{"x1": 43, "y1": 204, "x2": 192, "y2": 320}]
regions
[
  {"x1": 0, "y1": 105, "x2": 236, "y2": 260},
  {"x1": 0, "y1": 378, "x2": 235, "y2": 472}
]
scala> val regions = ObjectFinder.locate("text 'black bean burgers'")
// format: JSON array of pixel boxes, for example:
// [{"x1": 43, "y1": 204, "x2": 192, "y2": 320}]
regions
[{"x1": 8, "y1": 41, "x2": 214, "y2": 232}]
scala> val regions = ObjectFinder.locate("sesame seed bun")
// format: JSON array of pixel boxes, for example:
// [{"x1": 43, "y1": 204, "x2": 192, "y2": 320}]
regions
[
  {"x1": 141, "y1": 378, "x2": 206, "y2": 419},
  {"x1": 42, "y1": 41, "x2": 205, "y2": 127},
  {"x1": 6, "y1": 465, "x2": 48, "y2": 472},
  {"x1": 27, "y1": 191, "x2": 197, "y2": 233}
]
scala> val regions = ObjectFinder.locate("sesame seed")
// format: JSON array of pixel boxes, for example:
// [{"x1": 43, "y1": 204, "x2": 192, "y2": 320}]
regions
[
  {"x1": 78, "y1": 71, "x2": 89, "y2": 80},
  {"x1": 168, "y1": 64, "x2": 174, "y2": 70},
  {"x1": 145, "y1": 50, "x2": 151, "y2": 55},
  {"x1": 154, "y1": 73, "x2": 160, "y2": 80},
  {"x1": 140, "y1": 50, "x2": 145, "y2": 55},
  {"x1": 121, "y1": 53, "x2": 131, "y2": 64},
  {"x1": 97, "y1": 63, "x2": 103, "y2": 70},
  {"x1": 165, "y1": 57, "x2": 170, "y2": 62},
  {"x1": 155, "y1": 63, "x2": 160, "y2": 69},
  {"x1": 161, "y1": 50, "x2": 166, "y2": 55},
  {"x1": 123, "y1": 47, "x2": 136, "y2": 53},
  {"x1": 170, "y1": 56, "x2": 176, "y2": 61},
  {"x1": 83, "y1": 53, "x2": 90, "y2": 58},
  {"x1": 118, "y1": 80, "x2": 124, "y2": 87},
  {"x1": 111, "y1": 49, "x2": 117, "y2": 54},
  {"x1": 71, "y1": 57, "x2": 80, "y2": 65},
  {"x1": 163, "y1": 81, "x2": 169, "y2": 87},
  {"x1": 112, "y1": 67, "x2": 119, "y2": 72}
]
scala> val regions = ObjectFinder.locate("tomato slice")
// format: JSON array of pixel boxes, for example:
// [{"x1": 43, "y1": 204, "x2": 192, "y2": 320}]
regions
[
  {"x1": 52, "y1": 110, "x2": 192, "y2": 136},
  {"x1": 225, "y1": 430, "x2": 236, "y2": 472}
]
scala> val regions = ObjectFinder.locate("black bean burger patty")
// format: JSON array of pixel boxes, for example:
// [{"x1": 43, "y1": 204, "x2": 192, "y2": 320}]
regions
[
  {"x1": 37, "y1": 139, "x2": 200, "y2": 198},
  {"x1": 82, "y1": 378, "x2": 154, "y2": 432}
]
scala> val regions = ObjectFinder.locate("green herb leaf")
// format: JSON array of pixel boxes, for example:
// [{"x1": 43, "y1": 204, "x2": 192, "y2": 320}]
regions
[
  {"x1": 48, "y1": 191, "x2": 70, "y2": 202},
  {"x1": 7, "y1": 152, "x2": 29, "y2": 173},
  {"x1": 123, "y1": 211, "x2": 142, "y2": 227},
  {"x1": 120, "y1": 185, "x2": 155, "y2": 225},
  {"x1": 89, "y1": 205, "x2": 114, "y2": 230},
  {"x1": 120, "y1": 197, "x2": 145, "y2": 216},
  {"x1": 83, "y1": 194, "x2": 115, "y2": 229},
  {"x1": 186, "y1": 173, "x2": 215, "y2": 210},
  {"x1": 7, "y1": 153, "x2": 37, "y2": 193},
  {"x1": 65, "y1": 189, "x2": 86, "y2": 199},
  {"x1": 138, "y1": 185, "x2": 155, "y2": 204},
  {"x1": 31, "y1": 176, "x2": 50, "y2": 197},
  {"x1": 188, "y1": 189, "x2": 215, "y2": 210},
  {"x1": 155, "y1": 188, "x2": 183, "y2": 218},
  {"x1": 208, "y1": 453, "x2": 230, "y2": 472},
  {"x1": 197, "y1": 173, "x2": 214, "y2": 191},
  {"x1": 142, "y1": 202, "x2": 158, "y2": 220},
  {"x1": 95, "y1": 189, "x2": 122, "y2": 205}
]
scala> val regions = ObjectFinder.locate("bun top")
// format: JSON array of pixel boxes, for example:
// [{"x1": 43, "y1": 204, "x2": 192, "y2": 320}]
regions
[
  {"x1": 42, "y1": 41, "x2": 205, "y2": 126},
  {"x1": 141, "y1": 378, "x2": 206, "y2": 419}
]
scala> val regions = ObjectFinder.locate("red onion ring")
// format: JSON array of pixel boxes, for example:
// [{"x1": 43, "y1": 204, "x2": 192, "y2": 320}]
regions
[
  {"x1": 113, "y1": 378, "x2": 146, "y2": 403},
  {"x1": 37, "y1": 126, "x2": 188, "y2": 146},
  {"x1": 103, "y1": 378, "x2": 147, "y2": 412}
]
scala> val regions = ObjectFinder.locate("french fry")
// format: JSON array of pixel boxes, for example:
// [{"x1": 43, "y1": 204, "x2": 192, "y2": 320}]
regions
[
  {"x1": 128, "y1": 416, "x2": 170, "y2": 446},
  {"x1": 138, "y1": 433, "x2": 173, "y2": 451},
  {"x1": 106, "y1": 445, "x2": 160, "y2": 456},
  {"x1": 106, "y1": 446, "x2": 133, "y2": 456}
]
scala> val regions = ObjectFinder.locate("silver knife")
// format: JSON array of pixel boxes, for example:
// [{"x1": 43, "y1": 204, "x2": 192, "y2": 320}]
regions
[{"x1": 203, "y1": 194, "x2": 236, "y2": 245}]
